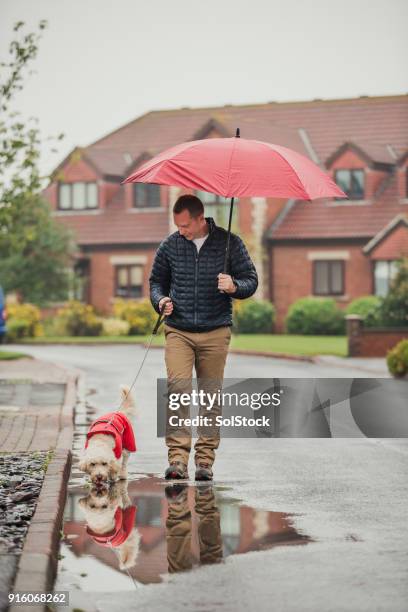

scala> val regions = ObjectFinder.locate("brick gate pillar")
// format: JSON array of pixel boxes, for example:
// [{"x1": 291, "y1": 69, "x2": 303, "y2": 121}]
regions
[{"x1": 345, "y1": 314, "x2": 364, "y2": 357}]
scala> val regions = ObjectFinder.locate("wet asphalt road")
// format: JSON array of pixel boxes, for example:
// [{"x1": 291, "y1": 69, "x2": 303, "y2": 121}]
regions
[{"x1": 7, "y1": 344, "x2": 408, "y2": 612}]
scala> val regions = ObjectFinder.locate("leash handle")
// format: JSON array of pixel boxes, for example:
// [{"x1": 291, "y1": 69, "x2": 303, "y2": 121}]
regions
[{"x1": 153, "y1": 297, "x2": 171, "y2": 335}]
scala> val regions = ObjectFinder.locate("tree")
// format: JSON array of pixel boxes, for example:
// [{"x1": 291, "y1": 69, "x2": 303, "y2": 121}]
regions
[{"x1": 0, "y1": 20, "x2": 74, "y2": 304}]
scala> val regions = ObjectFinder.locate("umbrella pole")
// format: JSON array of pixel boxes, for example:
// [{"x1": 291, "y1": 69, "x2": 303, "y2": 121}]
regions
[
  {"x1": 223, "y1": 127, "x2": 240, "y2": 274},
  {"x1": 223, "y1": 196, "x2": 235, "y2": 273}
]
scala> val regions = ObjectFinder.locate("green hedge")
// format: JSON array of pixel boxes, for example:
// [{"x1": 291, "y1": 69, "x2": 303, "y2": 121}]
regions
[
  {"x1": 285, "y1": 297, "x2": 345, "y2": 335},
  {"x1": 233, "y1": 299, "x2": 275, "y2": 334},
  {"x1": 345, "y1": 296, "x2": 383, "y2": 328}
]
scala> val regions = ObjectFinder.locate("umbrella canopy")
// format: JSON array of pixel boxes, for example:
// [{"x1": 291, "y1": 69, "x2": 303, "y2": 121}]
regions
[{"x1": 122, "y1": 136, "x2": 346, "y2": 200}]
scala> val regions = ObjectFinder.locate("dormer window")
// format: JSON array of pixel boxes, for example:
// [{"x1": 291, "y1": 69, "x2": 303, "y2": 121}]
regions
[
  {"x1": 58, "y1": 182, "x2": 98, "y2": 210},
  {"x1": 334, "y1": 169, "x2": 365, "y2": 200},
  {"x1": 133, "y1": 183, "x2": 161, "y2": 208}
]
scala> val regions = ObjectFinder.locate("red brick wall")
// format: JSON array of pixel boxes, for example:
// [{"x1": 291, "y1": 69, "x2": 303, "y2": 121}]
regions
[
  {"x1": 270, "y1": 243, "x2": 371, "y2": 332},
  {"x1": 355, "y1": 330, "x2": 407, "y2": 357},
  {"x1": 101, "y1": 182, "x2": 119, "y2": 209},
  {"x1": 370, "y1": 224, "x2": 408, "y2": 259},
  {"x1": 88, "y1": 248, "x2": 158, "y2": 314},
  {"x1": 58, "y1": 156, "x2": 97, "y2": 182}
]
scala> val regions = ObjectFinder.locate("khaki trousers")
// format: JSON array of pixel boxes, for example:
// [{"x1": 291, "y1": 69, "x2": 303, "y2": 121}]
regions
[{"x1": 164, "y1": 323, "x2": 231, "y2": 466}]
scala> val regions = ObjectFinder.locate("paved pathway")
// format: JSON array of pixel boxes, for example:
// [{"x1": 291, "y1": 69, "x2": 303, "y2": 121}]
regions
[
  {"x1": 0, "y1": 359, "x2": 72, "y2": 453},
  {"x1": 0, "y1": 358, "x2": 78, "y2": 612}
]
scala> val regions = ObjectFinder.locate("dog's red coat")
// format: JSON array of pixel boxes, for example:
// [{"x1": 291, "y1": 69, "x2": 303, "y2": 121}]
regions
[
  {"x1": 86, "y1": 505, "x2": 137, "y2": 547},
  {"x1": 85, "y1": 412, "x2": 136, "y2": 459}
]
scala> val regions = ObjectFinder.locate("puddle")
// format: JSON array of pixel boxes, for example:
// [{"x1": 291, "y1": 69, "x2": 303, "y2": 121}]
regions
[
  {"x1": 56, "y1": 388, "x2": 312, "y2": 593},
  {"x1": 56, "y1": 474, "x2": 311, "y2": 591}
]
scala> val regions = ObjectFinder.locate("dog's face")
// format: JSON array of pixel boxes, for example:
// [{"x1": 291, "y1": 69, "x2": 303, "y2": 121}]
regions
[
  {"x1": 78, "y1": 486, "x2": 120, "y2": 534},
  {"x1": 79, "y1": 485, "x2": 118, "y2": 512},
  {"x1": 78, "y1": 455, "x2": 120, "y2": 485}
]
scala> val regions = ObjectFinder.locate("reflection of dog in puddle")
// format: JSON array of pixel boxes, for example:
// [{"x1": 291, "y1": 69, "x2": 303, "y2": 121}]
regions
[
  {"x1": 78, "y1": 480, "x2": 140, "y2": 570},
  {"x1": 78, "y1": 385, "x2": 136, "y2": 485}
]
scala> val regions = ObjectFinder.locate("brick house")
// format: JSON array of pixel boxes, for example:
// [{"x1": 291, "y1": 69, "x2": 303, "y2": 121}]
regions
[{"x1": 43, "y1": 95, "x2": 408, "y2": 331}]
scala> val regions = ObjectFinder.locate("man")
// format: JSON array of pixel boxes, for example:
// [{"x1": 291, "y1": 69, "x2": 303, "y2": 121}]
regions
[{"x1": 150, "y1": 194, "x2": 258, "y2": 481}]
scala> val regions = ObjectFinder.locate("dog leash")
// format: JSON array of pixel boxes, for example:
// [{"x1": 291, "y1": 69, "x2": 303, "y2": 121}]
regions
[{"x1": 117, "y1": 303, "x2": 166, "y2": 411}]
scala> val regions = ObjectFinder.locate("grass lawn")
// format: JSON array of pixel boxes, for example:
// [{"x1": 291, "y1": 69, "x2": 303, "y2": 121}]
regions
[
  {"x1": 230, "y1": 334, "x2": 347, "y2": 357},
  {"x1": 12, "y1": 334, "x2": 347, "y2": 357},
  {"x1": 0, "y1": 349, "x2": 31, "y2": 360}
]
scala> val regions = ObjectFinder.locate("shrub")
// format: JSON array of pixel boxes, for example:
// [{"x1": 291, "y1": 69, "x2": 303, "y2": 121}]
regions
[
  {"x1": 345, "y1": 296, "x2": 383, "y2": 328},
  {"x1": 285, "y1": 297, "x2": 345, "y2": 335},
  {"x1": 6, "y1": 303, "x2": 43, "y2": 341},
  {"x1": 386, "y1": 339, "x2": 408, "y2": 378},
  {"x1": 113, "y1": 299, "x2": 158, "y2": 335},
  {"x1": 233, "y1": 299, "x2": 275, "y2": 334},
  {"x1": 54, "y1": 301, "x2": 103, "y2": 336},
  {"x1": 42, "y1": 315, "x2": 65, "y2": 337},
  {"x1": 101, "y1": 317, "x2": 130, "y2": 337},
  {"x1": 378, "y1": 258, "x2": 408, "y2": 328},
  {"x1": 6, "y1": 318, "x2": 31, "y2": 342}
]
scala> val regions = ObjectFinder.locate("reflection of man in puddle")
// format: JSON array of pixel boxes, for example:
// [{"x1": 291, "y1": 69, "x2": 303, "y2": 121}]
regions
[
  {"x1": 165, "y1": 484, "x2": 222, "y2": 573},
  {"x1": 78, "y1": 481, "x2": 140, "y2": 570}
]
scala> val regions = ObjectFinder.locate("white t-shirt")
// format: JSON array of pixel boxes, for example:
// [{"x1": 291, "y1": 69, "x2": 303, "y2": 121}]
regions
[{"x1": 193, "y1": 234, "x2": 208, "y2": 253}]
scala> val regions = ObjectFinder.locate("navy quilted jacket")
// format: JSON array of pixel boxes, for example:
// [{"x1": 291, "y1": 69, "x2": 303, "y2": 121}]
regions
[{"x1": 149, "y1": 217, "x2": 258, "y2": 332}]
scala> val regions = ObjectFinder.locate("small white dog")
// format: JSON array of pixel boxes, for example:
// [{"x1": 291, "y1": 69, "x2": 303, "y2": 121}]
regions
[
  {"x1": 78, "y1": 385, "x2": 136, "y2": 484},
  {"x1": 78, "y1": 480, "x2": 140, "y2": 570}
]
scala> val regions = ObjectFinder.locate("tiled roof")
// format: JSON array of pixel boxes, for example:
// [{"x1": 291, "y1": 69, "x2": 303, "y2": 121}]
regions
[
  {"x1": 84, "y1": 95, "x2": 408, "y2": 176},
  {"x1": 268, "y1": 173, "x2": 408, "y2": 240},
  {"x1": 54, "y1": 189, "x2": 168, "y2": 246}
]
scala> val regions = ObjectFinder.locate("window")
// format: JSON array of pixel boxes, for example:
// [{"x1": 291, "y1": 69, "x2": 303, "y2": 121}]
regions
[
  {"x1": 374, "y1": 260, "x2": 398, "y2": 297},
  {"x1": 58, "y1": 182, "x2": 98, "y2": 210},
  {"x1": 196, "y1": 190, "x2": 239, "y2": 232},
  {"x1": 334, "y1": 169, "x2": 365, "y2": 200},
  {"x1": 313, "y1": 260, "x2": 344, "y2": 295},
  {"x1": 115, "y1": 265, "x2": 143, "y2": 298},
  {"x1": 133, "y1": 183, "x2": 161, "y2": 208}
]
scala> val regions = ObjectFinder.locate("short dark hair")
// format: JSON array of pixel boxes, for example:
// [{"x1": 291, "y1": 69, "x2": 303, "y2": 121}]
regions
[{"x1": 173, "y1": 195, "x2": 204, "y2": 218}]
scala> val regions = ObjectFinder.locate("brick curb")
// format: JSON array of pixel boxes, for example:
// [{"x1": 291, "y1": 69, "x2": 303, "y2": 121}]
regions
[{"x1": 9, "y1": 371, "x2": 80, "y2": 612}]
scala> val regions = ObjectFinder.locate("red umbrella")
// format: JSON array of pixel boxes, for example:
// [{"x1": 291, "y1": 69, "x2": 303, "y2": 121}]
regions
[{"x1": 123, "y1": 129, "x2": 346, "y2": 273}]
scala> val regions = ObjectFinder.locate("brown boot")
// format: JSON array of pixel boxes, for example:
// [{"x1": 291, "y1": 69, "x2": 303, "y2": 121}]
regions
[
  {"x1": 195, "y1": 462, "x2": 213, "y2": 481},
  {"x1": 165, "y1": 461, "x2": 189, "y2": 480}
]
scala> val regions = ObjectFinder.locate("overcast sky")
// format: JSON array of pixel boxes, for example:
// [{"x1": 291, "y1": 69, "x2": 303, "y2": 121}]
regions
[{"x1": 1, "y1": 0, "x2": 407, "y2": 176}]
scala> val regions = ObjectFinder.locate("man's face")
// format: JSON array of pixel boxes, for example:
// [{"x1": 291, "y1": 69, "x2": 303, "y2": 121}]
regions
[{"x1": 173, "y1": 209, "x2": 204, "y2": 240}]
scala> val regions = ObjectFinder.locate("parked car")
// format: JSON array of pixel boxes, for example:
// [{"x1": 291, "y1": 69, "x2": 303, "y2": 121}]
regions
[{"x1": 0, "y1": 286, "x2": 7, "y2": 343}]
